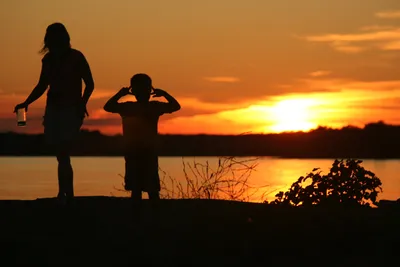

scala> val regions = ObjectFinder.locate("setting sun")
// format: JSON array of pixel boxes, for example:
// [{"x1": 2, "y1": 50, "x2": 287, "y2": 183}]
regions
[{"x1": 269, "y1": 99, "x2": 318, "y2": 133}]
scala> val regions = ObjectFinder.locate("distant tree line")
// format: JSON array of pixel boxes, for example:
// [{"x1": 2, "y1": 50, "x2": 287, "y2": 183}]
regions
[{"x1": 1, "y1": 121, "x2": 400, "y2": 158}]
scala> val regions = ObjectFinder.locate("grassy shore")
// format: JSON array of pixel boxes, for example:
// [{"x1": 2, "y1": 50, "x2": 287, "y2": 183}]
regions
[{"x1": 1, "y1": 197, "x2": 400, "y2": 266}]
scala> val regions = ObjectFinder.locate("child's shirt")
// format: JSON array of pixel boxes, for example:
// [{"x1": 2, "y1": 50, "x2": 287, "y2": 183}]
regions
[{"x1": 115, "y1": 101, "x2": 174, "y2": 152}]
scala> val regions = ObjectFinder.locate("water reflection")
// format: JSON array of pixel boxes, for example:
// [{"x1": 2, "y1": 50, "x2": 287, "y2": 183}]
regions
[{"x1": 0, "y1": 157, "x2": 400, "y2": 201}]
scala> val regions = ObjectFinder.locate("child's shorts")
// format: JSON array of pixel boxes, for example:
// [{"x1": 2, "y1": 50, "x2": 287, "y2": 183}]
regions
[{"x1": 124, "y1": 149, "x2": 160, "y2": 193}]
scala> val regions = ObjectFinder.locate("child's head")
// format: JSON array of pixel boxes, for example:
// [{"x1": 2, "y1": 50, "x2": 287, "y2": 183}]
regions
[{"x1": 130, "y1": 73, "x2": 152, "y2": 102}]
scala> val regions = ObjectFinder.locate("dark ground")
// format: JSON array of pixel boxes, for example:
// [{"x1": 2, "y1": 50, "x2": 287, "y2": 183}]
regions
[{"x1": 1, "y1": 197, "x2": 400, "y2": 266}]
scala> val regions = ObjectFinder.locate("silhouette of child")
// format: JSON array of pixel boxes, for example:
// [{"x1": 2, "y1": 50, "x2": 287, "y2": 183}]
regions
[{"x1": 104, "y1": 73, "x2": 180, "y2": 219}]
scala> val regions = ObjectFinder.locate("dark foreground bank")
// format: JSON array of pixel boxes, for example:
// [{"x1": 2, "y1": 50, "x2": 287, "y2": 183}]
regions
[{"x1": 1, "y1": 197, "x2": 400, "y2": 266}]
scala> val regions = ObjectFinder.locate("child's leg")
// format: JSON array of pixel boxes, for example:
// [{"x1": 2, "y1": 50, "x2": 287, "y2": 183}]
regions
[
  {"x1": 148, "y1": 191, "x2": 160, "y2": 201},
  {"x1": 148, "y1": 154, "x2": 161, "y2": 216},
  {"x1": 131, "y1": 190, "x2": 142, "y2": 213},
  {"x1": 148, "y1": 191, "x2": 160, "y2": 221},
  {"x1": 125, "y1": 155, "x2": 141, "y2": 214}
]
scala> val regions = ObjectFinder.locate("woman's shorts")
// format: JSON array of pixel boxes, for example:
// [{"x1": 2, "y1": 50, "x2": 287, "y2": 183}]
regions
[{"x1": 43, "y1": 105, "x2": 83, "y2": 146}]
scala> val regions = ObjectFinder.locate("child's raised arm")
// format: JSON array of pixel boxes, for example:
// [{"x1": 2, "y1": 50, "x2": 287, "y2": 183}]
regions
[
  {"x1": 103, "y1": 87, "x2": 131, "y2": 113},
  {"x1": 152, "y1": 88, "x2": 181, "y2": 113}
]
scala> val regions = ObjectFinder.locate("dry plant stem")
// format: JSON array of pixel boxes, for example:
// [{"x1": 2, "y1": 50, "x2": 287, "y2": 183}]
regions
[{"x1": 159, "y1": 156, "x2": 266, "y2": 201}]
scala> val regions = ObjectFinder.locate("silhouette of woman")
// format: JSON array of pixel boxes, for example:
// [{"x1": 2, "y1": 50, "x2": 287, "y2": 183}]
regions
[{"x1": 14, "y1": 23, "x2": 95, "y2": 204}]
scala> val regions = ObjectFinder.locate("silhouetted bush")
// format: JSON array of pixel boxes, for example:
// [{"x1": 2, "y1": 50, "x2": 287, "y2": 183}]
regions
[
  {"x1": 159, "y1": 156, "x2": 264, "y2": 201},
  {"x1": 270, "y1": 159, "x2": 382, "y2": 207}
]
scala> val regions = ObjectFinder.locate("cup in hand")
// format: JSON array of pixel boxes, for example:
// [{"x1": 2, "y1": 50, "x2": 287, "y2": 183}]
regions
[{"x1": 17, "y1": 108, "x2": 26, "y2": 127}]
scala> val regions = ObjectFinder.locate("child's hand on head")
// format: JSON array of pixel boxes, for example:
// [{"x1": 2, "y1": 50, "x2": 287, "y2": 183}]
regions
[
  {"x1": 118, "y1": 87, "x2": 131, "y2": 96},
  {"x1": 152, "y1": 88, "x2": 167, "y2": 98}
]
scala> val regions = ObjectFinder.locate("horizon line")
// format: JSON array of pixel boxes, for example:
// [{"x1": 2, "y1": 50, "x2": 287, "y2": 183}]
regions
[{"x1": 2, "y1": 120, "x2": 398, "y2": 136}]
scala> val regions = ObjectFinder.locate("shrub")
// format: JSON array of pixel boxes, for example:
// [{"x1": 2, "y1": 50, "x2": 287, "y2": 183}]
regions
[
  {"x1": 270, "y1": 159, "x2": 382, "y2": 207},
  {"x1": 159, "y1": 156, "x2": 261, "y2": 201}
]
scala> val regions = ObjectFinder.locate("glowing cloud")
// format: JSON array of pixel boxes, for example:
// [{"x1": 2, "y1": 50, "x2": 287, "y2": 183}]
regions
[
  {"x1": 376, "y1": 10, "x2": 400, "y2": 19},
  {"x1": 381, "y1": 41, "x2": 400, "y2": 50},
  {"x1": 305, "y1": 28, "x2": 400, "y2": 52},
  {"x1": 203, "y1": 76, "x2": 240, "y2": 83},
  {"x1": 305, "y1": 29, "x2": 400, "y2": 43},
  {"x1": 360, "y1": 25, "x2": 396, "y2": 31},
  {"x1": 303, "y1": 10, "x2": 400, "y2": 53},
  {"x1": 332, "y1": 44, "x2": 366, "y2": 53},
  {"x1": 90, "y1": 89, "x2": 116, "y2": 99},
  {"x1": 309, "y1": 71, "x2": 332, "y2": 77}
]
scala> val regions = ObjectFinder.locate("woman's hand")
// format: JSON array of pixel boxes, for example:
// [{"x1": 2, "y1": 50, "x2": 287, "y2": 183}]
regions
[
  {"x1": 79, "y1": 100, "x2": 89, "y2": 119},
  {"x1": 14, "y1": 102, "x2": 29, "y2": 113},
  {"x1": 83, "y1": 104, "x2": 89, "y2": 118}
]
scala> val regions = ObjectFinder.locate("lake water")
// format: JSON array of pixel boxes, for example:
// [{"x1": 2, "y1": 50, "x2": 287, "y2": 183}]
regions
[{"x1": 1, "y1": 156, "x2": 400, "y2": 202}]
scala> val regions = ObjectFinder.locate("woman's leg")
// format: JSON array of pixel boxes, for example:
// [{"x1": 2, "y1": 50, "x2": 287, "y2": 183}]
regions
[
  {"x1": 131, "y1": 189, "x2": 142, "y2": 225},
  {"x1": 56, "y1": 143, "x2": 74, "y2": 201},
  {"x1": 44, "y1": 105, "x2": 81, "y2": 201}
]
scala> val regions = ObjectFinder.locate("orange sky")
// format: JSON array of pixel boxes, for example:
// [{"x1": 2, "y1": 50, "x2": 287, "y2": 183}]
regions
[{"x1": 2, "y1": 0, "x2": 400, "y2": 135}]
